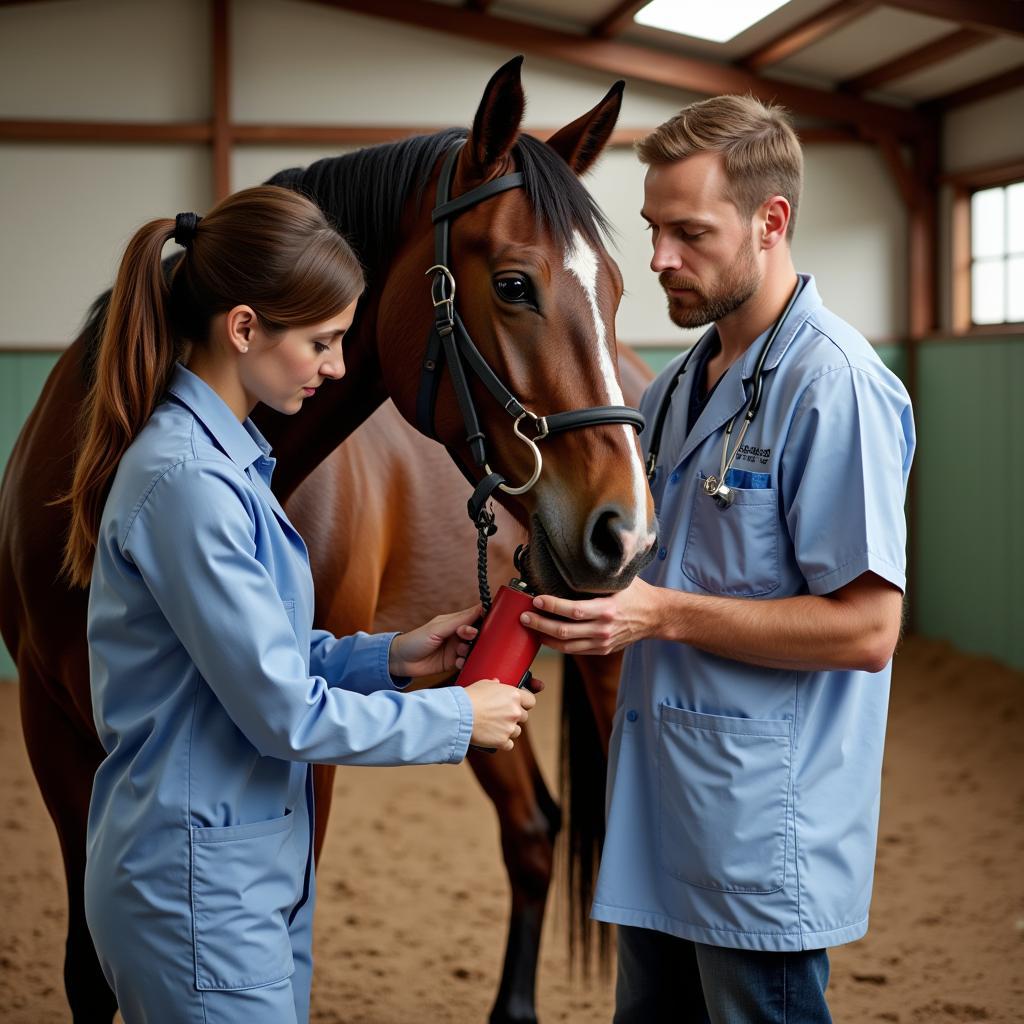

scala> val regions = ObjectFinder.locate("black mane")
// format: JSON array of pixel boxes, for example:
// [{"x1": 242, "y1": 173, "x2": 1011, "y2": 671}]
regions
[{"x1": 265, "y1": 128, "x2": 611, "y2": 283}]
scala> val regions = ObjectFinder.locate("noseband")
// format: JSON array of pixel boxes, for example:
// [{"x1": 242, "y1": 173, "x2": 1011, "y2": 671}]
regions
[{"x1": 416, "y1": 141, "x2": 646, "y2": 535}]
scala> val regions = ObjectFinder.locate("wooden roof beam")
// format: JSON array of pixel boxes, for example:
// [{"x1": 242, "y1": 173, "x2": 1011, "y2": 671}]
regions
[
  {"x1": 739, "y1": 0, "x2": 878, "y2": 72},
  {"x1": 590, "y1": 1, "x2": 649, "y2": 40},
  {"x1": 0, "y1": 120, "x2": 213, "y2": 142},
  {"x1": 840, "y1": 27, "x2": 991, "y2": 93},
  {"x1": 920, "y1": 62, "x2": 1024, "y2": 111},
  {"x1": 306, "y1": 0, "x2": 927, "y2": 139},
  {"x1": 881, "y1": 0, "x2": 1024, "y2": 38}
]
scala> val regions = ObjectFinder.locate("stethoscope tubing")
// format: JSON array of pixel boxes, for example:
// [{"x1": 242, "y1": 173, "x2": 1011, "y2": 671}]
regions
[{"x1": 645, "y1": 277, "x2": 806, "y2": 506}]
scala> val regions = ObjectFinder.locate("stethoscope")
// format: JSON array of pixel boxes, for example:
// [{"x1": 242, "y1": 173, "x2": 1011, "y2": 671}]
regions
[{"x1": 644, "y1": 277, "x2": 805, "y2": 510}]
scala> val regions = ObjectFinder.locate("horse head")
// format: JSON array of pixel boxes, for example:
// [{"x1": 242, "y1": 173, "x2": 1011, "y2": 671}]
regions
[{"x1": 374, "y1": 58, "x2": 657, "y2": 597}]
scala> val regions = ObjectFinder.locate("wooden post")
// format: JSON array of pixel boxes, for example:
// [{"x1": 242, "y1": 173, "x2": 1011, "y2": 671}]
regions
[
  {"x1": 212, "y1": 0, "x2": 231, "y2": 201},
  {"x1": 904, "y1": 121, "x2": 941, "y2": 634}
]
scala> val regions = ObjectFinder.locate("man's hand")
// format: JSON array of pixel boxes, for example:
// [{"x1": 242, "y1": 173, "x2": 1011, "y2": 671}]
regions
[
  {"x1": 388, "y1": 605, "x2": 481, "y2": 678},
  {"x1": 518, "y1": 577, "x2": 662, "y2": 656}
]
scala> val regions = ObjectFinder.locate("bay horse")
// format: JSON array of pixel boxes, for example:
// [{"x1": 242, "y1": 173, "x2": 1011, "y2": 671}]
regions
[{"x1": 0, "y1": 58, "x2": 655, "y2": 1023}]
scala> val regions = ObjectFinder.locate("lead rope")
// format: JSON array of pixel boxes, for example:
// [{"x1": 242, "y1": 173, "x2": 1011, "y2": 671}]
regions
[{"x1": 475, "y1": 505, "x2": 497, "y2": 612}]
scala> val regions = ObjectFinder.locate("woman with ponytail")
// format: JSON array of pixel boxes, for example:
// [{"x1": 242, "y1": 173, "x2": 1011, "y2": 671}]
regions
[{"x1": 67, "y1": 186, "x2": 534, "y2": 1024}]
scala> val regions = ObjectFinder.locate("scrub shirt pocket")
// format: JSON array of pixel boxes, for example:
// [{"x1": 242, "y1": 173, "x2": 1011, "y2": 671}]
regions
[
  {"x1": 658, "y1": 706, "x2": 792, "y2": 894},
  {"x1": 681, "y1": 473, "x2": 781, "y2": 596},
  {"x1": 190, "y1": 810, "x2": 298, "y2": 990}
]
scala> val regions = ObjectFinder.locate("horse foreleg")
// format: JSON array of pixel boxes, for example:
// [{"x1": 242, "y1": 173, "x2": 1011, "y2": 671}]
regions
[
  {"x1": 19, "y1": 666, "x2": 118, "y2": 1024},
  {"x1": 467, "y1": 726, "x2": 560, "y2": 1024}
]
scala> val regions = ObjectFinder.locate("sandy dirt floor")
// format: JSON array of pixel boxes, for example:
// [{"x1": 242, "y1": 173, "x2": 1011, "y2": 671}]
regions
[{"x1": 1, "y1": 636, "x2": 1021, "y2": 1023}]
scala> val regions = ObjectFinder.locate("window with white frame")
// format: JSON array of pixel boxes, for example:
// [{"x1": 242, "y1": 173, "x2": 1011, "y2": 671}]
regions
[{"x1": 970, "y1": 180, "x2": 1024, "y2": 325}]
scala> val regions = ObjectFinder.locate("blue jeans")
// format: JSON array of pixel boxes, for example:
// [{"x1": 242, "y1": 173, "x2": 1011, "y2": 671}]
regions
[{"x1": 614, "y1": 925, "x2": 833, "y2": 1024}]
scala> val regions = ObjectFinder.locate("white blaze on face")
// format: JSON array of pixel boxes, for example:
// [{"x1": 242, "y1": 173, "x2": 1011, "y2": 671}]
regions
[{"x1": 563, "y1": 229, "x2": 655, "y2": 569}]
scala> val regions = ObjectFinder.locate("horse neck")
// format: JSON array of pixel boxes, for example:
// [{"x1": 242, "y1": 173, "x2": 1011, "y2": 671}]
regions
[{"x1": 255, "y1": 132, "x2": 464, "y2": 501}]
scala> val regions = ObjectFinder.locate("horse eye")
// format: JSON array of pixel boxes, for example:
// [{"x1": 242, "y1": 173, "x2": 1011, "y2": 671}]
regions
[{"x1": 494, "y1": 275, "x2": 532, "y2": 304}]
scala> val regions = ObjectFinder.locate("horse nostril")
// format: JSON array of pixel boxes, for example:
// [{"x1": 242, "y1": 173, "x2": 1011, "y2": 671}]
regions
[{"x1": 584, "y1": 506, "x2": 626, "y2": 572}]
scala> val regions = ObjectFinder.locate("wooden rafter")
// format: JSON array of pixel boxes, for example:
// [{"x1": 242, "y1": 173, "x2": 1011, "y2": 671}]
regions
[
  {"x1": 881, "y1": 0, "x2": 1024, "y2": 38},
  {"x1": 307, "y1": 0, "x2": 926, "y2": 138},
  {"x1": 590, "y1": 1, "x2": 648, "y2": 40},
  {"x1": 840, "y1": 27, "x2": 991, "y2": 93},
  {"x1": 0, "y1": 120, "x2": 862, "y2": 148},
  {"x1": 940, "y1": 156, "x2": 1024, "y2": 189},
  {"x1": 921, "y1": 63, "x2": 1024, "y2": 111},
  {"x1": 0, "y1": 120, "x2": 213, "y2": 142},
  {"x1": 738, "y1": 0, "x2": 878, "y2": 72}
]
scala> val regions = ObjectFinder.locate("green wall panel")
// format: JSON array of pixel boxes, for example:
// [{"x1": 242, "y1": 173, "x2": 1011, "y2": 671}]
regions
[{"x1": 913, "y1": 339, "x2": 1024, "y2": 670}]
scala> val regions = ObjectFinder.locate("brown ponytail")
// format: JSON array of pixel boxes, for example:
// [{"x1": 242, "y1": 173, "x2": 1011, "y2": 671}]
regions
[{"x1": 62, "y1": 185, "x2": 365, "y2": 587}]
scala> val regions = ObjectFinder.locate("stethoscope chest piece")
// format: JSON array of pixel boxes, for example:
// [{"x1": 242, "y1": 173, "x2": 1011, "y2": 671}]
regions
[{"x1": 703, "y1": 474, "x2": 735, "y2": 509}]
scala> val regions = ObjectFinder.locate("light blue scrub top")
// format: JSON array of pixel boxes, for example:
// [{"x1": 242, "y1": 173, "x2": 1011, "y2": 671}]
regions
[
  {"x1": 591, "y1": 276, "x2": 915, "y2": 952},
  {"x1": 85, "y1": 364, "x2": 473, "y2": 1006}
]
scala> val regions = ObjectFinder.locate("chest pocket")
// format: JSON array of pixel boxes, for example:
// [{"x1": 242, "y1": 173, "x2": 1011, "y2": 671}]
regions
[{"x1": 681, "y1": 472, "x2": 781, "y2": 597}]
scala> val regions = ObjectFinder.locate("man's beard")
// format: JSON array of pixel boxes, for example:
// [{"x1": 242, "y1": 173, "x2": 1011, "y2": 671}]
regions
[{"x1": 660, "y1": 240, "x2": 761, "y2": 329}]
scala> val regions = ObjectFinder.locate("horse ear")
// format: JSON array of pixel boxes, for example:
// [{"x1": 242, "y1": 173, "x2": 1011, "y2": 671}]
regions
[
  {"x1": 546, "y1": 80, "x2": 625, "y2": 176},
  {"x1": 466, "y1": 55, "x2": 526, "y2": 174}
]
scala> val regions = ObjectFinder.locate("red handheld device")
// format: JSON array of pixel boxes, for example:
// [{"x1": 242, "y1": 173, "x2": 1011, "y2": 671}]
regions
[{"x1": 457, "y1": 578, "x2": 540, "y2": 690}]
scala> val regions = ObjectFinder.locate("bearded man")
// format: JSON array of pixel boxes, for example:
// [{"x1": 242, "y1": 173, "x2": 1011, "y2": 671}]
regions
[{"x1": 521, "y1": 96, "x2": 916, "y2": 1024}]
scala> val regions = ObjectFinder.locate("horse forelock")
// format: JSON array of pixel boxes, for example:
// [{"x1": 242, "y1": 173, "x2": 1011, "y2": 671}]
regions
[{"x1": 513, "y1": 133, "x2": 610, "y2": 251}]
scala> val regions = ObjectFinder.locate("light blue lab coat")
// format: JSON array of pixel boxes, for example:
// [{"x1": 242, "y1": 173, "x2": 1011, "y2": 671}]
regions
[
  {"x1": 85, "y1": 364, "x2": 473, "y2": 1023},
  {"x1": 591, "y1": 276, "x2": 915, "y2": 952}
]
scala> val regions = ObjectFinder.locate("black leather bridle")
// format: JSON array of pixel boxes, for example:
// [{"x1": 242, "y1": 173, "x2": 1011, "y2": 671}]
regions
[{"x1": 416, "y1": 141, "x2": 645, "y2": 554}]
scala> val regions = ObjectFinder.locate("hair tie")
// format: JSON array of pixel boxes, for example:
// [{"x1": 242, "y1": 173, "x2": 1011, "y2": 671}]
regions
[{"x1": 174, "y1": 212, "x2": 202, "y2": 249}]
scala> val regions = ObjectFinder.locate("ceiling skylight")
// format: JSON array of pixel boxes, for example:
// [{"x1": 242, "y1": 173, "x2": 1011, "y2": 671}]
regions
[{"x1": 634, "y1": 0, "x2": 792, "y2": 44}]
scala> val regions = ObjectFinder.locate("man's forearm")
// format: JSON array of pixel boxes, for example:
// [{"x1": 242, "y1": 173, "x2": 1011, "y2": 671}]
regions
[{"x1": 653, "y1": 581, "x2": 902, "y2": 673}]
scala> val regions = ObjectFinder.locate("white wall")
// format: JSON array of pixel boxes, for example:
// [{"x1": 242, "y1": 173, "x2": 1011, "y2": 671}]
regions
[
  {"x1": 1, "y1": 0, "x2": 907, "y2": 348},
  {"x1": 0, "y1": 0, "x2": 210, "y2": 121},
  {"x1": 0, "y1": 144, "x2": 212, "y2": 345}
]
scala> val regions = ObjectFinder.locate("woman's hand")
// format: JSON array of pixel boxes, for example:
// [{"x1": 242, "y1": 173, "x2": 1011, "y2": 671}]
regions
[
  {"x1": 463, "y1": 679, "x2": 536, "y2": 751},
  {"x1": 388, "y1": 605, "x2": 482, "y2": 678}
]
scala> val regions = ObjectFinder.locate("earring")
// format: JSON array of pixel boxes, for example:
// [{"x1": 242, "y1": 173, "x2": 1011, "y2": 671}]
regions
[{"x1": 241, "y1": 346, "x2": 249, "y2": 353}]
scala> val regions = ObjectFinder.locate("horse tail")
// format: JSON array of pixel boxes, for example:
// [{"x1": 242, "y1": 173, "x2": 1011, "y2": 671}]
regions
[{"x1": 559, "y1": 653, "x2": 613, "y2": 976}]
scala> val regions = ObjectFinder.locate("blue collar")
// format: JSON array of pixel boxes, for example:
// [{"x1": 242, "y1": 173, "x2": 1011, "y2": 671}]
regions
[
  {"x1": 165, "y1": 363, "x2": 272, "y2": 471},
  {"x1": 739, "y1": 273, "x2": 821, "y2": 381}
]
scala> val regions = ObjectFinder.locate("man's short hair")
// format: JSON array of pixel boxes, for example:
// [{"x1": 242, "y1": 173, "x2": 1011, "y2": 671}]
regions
[{"x1": 636, "y1": 95, "x2": 804, "y2": 240}]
